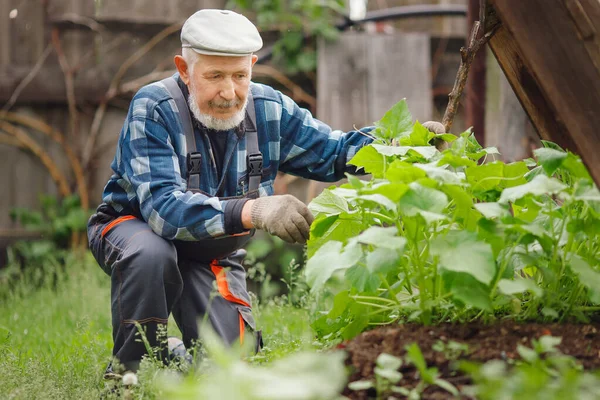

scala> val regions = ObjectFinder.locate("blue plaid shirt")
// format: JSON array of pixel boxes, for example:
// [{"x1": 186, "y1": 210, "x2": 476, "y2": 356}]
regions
[{"x1": 101, "y1": 74, "x2": 373, "y2": 241}]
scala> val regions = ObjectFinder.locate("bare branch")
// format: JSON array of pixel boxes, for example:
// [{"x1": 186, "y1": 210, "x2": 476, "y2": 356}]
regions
[
  {"x1": 0, "y1": 112, "x2": 89, "y2": 209},
  {"x1": 1, "y1": 44, "x2": 53, "y2": 112},
  {"x1": 442, "y1": 20, "x2": 499, "y2": 132},
  {"x1": 252, "y1": 65, "x2": 317, "y2": 112},
  {"x1": 83, "y1": 20, "x2": 184, "y2": 171},
  {"x1": 0, "y1": 121, "x2": 71, "y2": 198},
  {"x1": 51, "y1": 12, "x2": 106, "y2": 33},
  {"x1": 51, "y1": 28, "x2": 80, "y2": 140}
]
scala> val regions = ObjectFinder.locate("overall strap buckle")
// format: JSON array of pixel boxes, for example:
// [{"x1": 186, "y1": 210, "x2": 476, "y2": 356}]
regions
[
  {"x1": 247, "y1": 153, "x2": 263, "y2": 177},
  {"x1": 187, "y1": 152, "x2": 202, "y2": 175}
]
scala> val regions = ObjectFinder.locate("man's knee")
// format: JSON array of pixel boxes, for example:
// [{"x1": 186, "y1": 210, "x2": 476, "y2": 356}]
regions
[{"x1": 122, "y1": 233, "x2": 179, "y2": 283}]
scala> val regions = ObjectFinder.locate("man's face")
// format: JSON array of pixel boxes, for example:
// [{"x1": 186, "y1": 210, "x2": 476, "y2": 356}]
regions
[{"x1": 185, "y1": 54, "x2": 255, "y2": 129}]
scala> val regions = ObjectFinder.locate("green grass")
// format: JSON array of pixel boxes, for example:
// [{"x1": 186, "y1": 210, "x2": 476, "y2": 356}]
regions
[{"x1": 0, "y1": 252, "x2": 314, "y2": 399}]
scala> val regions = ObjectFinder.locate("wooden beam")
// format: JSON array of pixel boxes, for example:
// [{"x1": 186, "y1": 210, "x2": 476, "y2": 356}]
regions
[
  {"x1": 0, "y1": 65, "x2": 113, "y2": 104},
  {"x1": 489, "y1": 0, "x2": 600, "y2": 185}
]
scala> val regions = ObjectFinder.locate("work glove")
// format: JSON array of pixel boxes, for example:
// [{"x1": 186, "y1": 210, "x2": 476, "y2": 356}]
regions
[
  {"x1": 422, "y1": 121, "x2": 446, "y2": 135},
  {"x1": 251, "y1": 195, "x2": 314, "y2": 244}
]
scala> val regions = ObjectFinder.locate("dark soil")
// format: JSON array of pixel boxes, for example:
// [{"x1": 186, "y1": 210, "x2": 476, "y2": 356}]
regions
[{"x1": 341, "y1": 322, "x2": 600, "y2": 399}]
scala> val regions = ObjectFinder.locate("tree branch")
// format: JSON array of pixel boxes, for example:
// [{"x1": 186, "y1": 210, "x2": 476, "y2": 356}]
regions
[
  {"x1": 0, "y1": 121, "x2": 71, "y2": 198},
  {"x1": 83, "y1": 20, "x2": 184, "y2": 171},
  {"x1": 1, "y1": 44, "x2": 53, "y2": 112},
  {"x1": 442, "y1": 15, "x2": 499, "y2": 132},
  {"x1": 0, "y1": 112, "x2": 89, "y2": 209},
  {"x1": 51, "y1": 28, "x2": 80, "y2": 141}
]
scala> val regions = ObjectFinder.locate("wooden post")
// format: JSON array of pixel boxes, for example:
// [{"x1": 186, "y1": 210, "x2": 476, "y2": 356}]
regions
[{"x1": 465, "y1": 0, "x2": 486, "y2": 144}]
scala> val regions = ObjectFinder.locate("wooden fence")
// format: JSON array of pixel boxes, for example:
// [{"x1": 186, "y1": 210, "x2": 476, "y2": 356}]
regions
[{"x1": 0, "y1": 0, "x2": 462, "y2": 240}]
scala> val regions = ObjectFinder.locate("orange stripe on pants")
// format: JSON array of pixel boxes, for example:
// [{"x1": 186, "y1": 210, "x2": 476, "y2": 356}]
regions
[
  {"x1": 101, "y1": 215, "x2": 137, "y2": 238},
  {"x1": 210, "y1": 260, "x2": 251, "y2": 308},
  {"x1": 239, "y1": 313, "x2": 245, "y2": 345}
]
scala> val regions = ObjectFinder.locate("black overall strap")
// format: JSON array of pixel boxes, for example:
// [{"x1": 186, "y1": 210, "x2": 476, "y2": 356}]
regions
[
  {"x1": 162, "y1": 77, "x2": 201, "y2": 190},
  {"x1": 244, "y1": 92, "x2": 263, "y2": 194}
]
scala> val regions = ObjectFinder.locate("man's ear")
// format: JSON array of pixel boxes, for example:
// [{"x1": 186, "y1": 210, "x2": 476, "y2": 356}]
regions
[
  {"x1": 251, "y1": 54, "x2": 258, "y2": 67},
  {"x1": 174, "y1": 55, "x2": 190, "y2": 85}
]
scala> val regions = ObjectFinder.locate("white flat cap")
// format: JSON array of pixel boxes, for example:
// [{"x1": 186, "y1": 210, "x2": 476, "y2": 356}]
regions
[{"x1": 181, "y1": 9, "x2": 263, "y2": 56}]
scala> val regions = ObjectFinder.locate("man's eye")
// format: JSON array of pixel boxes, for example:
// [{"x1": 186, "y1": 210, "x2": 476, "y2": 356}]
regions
[{"x1": 236, "y1": 74, "x2": 247, "y2": 79}]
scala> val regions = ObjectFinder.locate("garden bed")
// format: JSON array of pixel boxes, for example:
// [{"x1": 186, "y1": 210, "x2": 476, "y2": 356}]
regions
[{"x1": 343, "y1": 321, "x2": 600, "y2": 399}]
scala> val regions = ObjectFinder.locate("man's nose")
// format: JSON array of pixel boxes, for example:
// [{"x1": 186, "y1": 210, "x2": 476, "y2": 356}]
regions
[{"x1": 219, "y1": 79, "x2": 235, "y2": 101}]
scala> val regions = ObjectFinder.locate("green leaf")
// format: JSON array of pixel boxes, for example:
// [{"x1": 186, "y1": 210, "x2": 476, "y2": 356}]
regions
[
  {"x1": 349, "y1": 145, "x2": 385, "y2": 177},
  {"x1": 348, "y1": 380, "x2": 374, "y2": 391},
  {"x1": 416, "y1": 163, "x2": 465, "y2": 185},
  {"x1": 357, "y1": 194, "x2": 396, "y2": 211},
  {"x1": 431, "y1": 231, "x2": 496, "y2": 285},
  {"x1": 399, "y1": 183, "x2": 449, "y2": 216},
  {"x1": 438, "y1": 152, "x2": 477, "y2": 168},
  {"x1": 366, "y1": 247, "x2": 401, "y2": 274},
  {"x1": 434, "y1": 379, "x2": 459, "y2": 396},
  {"x1": 467, "y1": 162, "x2": 504, "y2": 192},
  {"x1": 497, "y1": 278, "x2": 543, "y2": 298},
  {"x1": 354, "y1": 226, "x2": 406, "y2": 250},
  {"x1": 345, "y1": 264, "x2": 381, "y2": 292},
  {"x1": 305, "y1": 241, "x2": 362, "y2": 293},
  {"x1": 400, "y1": 121, "x2": 433, "y2": 146},
  {"x1": 362, "y1": 182, "x2": 409, "y2": 203},
  {"x1": 386, "y1": 161, "x2": 428, "y2": 183},
  {"x1": 309, "y1": 189, "x2": 349, "y2": 215},
  {"x1": 434, "y1": 133, "x2": 457, "y2": 143},
  {"x1": 499, "y1": 175, "x2": 567, "y2": 203},
  {"x1": 562, "y1": 153, "x2": 591, "y2": 179},
  {"x1": 474, "y1": 202, "x2": 511, "y2": 219},
  {"x1": 501, "y1": 162, "x2": 529, "y2": 188},
  {"x1": 372, "y1": 144, "x2": 438, "y2": 160},
  {"x1": 373, "y1": 99, "x2": 413, "y2": 140},
  {"x1": 445, "y1": 272, "x2": 493, "y2": 311},
  {"x1": 534, "y1": 147, "x2": 568, "y2": 175},
  {"x1": 517, "y1": 344, "x2": 539, "y2": 363},
  {"x1": 569, "y1": 255, "x2": 600, "y2": 292},
  {"x1": 307, "y1": 213, "x2": 363, "y2": 257},
  {"x1": 376, "y1": 353, "x2": 403, "y2": 370},
  {"x1": 374, "y1": 367, "x2": 403, "y2": 384}
]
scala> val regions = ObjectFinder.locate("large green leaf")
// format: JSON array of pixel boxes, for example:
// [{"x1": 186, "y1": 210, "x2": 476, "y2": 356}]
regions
[
  {"x1": 534, "y1": 148, "x2": 567, "y2": 176},
  {"x1": 349, "y1": 145, "x2": 385, "y2": 177},
  {"x1": 305, "y1": 241, "x2": 362, "y2": 293},
  {"x1": 467, "y1": 162, "x2": 504, "y2": 192},
  {"x1": 373, "y1": 99, "x2": 413, "y2": 140},
  {"x1": 307, "y1": 213, "x2": 363, "y2": 257},
  {"x1": 498, "y1": 278, "x2": 543, "y2": 298},
  {"x1": 399, "y1": 121, "x2": 434, "y2": 146},
  {"x1": 474, "y1": 202, "x2": 511, "y2": 219},
  {"x1": 570, "y1": 255, "x2": 600, "y2": 292},
  {"x1": 499, "y1": 175, "x2": 567, "y2": 203},
  {"x1": 386, "y1": 161, "x2": 427, "y2": 184},
  {"x1": 345, "y1": 264, "x2": 381, "y2": 292},
  {"x1": 372, "y1": 144, "x2": 438, "y2": 160},
  {"x1": 501, "y1": 162, "x2": 529, "y2": 188},
  {"x1": 366, "y1": 247, "x2": 402, "y2": 274},
  {"x1": 431, "y1": 231, "x2": 496, "y2": 285},
  {"x1": 445, "y1": 272, "x2": 492, "y2": 311},
  {"x1": 308, "y1": 189, "x2": 350, "y2": 216},
  {"x1": 416, "y1": 163, "x2": 465, "y2": 185},
  {"x1": 361, "y1": 182, "x2": 409, "y2": 203},
  {"x1": 353, "y1": 226, "x2": 406, "y2": 250},
  {"x1": 399, "y1": 183, "x2": 449, "y2": 216}
]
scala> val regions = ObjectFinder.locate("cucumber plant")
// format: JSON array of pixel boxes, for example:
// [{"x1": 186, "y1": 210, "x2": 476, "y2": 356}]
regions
[{"x1": 305, "y1": 100, "x2": 600, "y2": 340}]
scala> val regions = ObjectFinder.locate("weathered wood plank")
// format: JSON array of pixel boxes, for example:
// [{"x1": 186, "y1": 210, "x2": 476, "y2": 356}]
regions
[
  {"x1": 367, "y1": 33, "x2": 432, "y2": 123},
  {"x1": 317, "y1": 33, "x2": 369, "y2": 130},
  {"x1": 490, "y1": 0, "x2": 600, "y2": 184}
]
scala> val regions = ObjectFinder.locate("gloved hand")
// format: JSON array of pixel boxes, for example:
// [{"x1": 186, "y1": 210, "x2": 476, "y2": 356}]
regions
[
  {"x1": 422, "y1": 121, "x2": 446, "y2": 135},
  {"x1": 250, "y1": 195, "x2": 314, "y2": 244}
]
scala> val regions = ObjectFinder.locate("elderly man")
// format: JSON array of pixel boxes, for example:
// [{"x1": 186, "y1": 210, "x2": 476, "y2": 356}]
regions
[{"x1": 87, "y1": 9, "x2": 443, "y2": 375}]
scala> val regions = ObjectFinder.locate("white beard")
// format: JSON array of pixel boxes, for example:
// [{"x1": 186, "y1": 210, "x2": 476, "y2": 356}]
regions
[{"x1": 188, "y1": 89, "x2": 247, "y2": 131}]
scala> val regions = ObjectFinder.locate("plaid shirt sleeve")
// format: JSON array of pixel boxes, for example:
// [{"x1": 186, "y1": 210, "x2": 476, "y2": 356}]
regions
[
  {"x1": 275, "y1": 91, "x2": 374, "y2": 181},
  {"x1": 112, "y1": 90, "x2": 239, "y2": 241}
]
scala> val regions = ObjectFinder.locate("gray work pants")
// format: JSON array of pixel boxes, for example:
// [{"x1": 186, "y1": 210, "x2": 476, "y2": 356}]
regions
[{"x1": 87, "y1": 216, "x2": 256, "y2": 371}]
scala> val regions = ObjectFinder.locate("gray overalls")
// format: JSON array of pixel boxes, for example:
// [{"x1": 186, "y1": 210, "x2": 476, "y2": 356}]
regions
[{"x1": 87, "y1": 77, "x2": 262, "y2": 372}]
